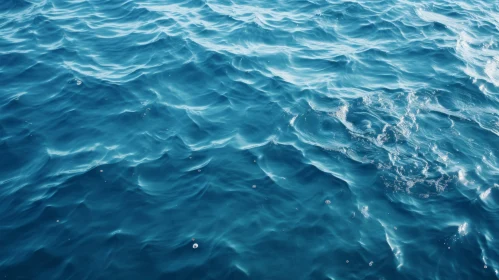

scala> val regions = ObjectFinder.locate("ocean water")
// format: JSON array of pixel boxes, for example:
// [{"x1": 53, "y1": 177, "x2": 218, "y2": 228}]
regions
[{"x1": 1, "y1": 0, "x2": 499, "y2": 279}]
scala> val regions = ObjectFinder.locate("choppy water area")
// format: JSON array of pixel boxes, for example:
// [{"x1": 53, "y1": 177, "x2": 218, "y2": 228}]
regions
[{"x1": 1, "y1": 0, "x2": 499, "y2": 279}]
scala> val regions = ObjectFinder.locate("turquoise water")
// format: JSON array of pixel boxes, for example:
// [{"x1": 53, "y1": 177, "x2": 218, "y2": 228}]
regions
[{"x1": 1, "y1": 0, "x2": 499, "y2": 279}]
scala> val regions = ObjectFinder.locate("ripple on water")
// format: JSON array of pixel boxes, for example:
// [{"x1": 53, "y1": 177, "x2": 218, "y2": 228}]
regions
[{"x1": 1, "y1": 0, "x2": 499, "y2": 279}]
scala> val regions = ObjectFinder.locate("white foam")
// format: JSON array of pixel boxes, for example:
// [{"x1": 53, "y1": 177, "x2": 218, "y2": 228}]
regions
[
  {"x1": 458, "y1": 222, "x2": 468, "y2": 235},
  {"x1": 485, "y1": 58, "x2": 499, "y2": 86},
  {"x1": 480, "y1": 188, "x2": 491, "y2": 200},
  {"x1": 335, "y1": 105, "x2": 348, "y2": 121},
  {"x1": 385, "y1": 233, "x2": 403, "y2": 268},
  {"x1": 458, "y1": 169, "x2": 466, "y2": 184},
  {"x1": 417, "y1": 9, "x2": 464, "y2": 30},
  {"x1": 455, "y1": 29, "x2": 499, "y2": 89},
  {"x1": 361, "y1": 206, "x2": 369, "y2": 218}
]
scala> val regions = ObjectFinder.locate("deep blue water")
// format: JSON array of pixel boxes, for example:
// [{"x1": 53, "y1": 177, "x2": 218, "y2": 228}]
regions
[{"x1": 1, "y1": 0, "x2": 499, "y2": 279}]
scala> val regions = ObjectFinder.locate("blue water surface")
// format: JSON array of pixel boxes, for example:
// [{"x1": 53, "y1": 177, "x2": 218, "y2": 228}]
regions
[{"x1": 1, "y1": 0, "x2": 499, "y2": 279}]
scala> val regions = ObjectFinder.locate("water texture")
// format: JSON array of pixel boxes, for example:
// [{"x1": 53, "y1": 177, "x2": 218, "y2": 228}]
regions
[{"x1": 1, "y1": 0, "x2": 499, "y2": 279}]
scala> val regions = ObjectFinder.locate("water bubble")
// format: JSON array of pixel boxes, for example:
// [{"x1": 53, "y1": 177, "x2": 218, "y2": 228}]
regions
[
  {"x1": 193, "y1": 243, "x2": 198, "y2": 249},
  {"x1": 325, "y1": 200, "x2": 331, "y2": 205}
]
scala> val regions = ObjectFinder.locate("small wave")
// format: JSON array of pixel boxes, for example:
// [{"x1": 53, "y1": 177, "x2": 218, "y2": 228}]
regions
[{"x1": 1, "y1": 0, "x2": 499, "y2": 279}]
